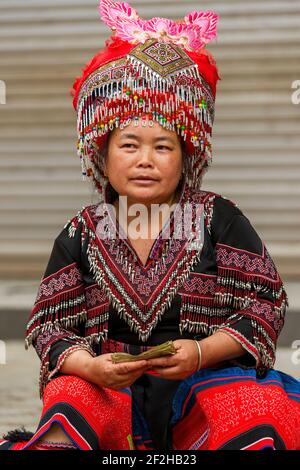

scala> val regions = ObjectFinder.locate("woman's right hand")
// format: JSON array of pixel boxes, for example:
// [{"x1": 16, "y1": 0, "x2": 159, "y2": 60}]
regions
[{"x1": 86, "y1": 353, "x2": 149, "y2": 391}]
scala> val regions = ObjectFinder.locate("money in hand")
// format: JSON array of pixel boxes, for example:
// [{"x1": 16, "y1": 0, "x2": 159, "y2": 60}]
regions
[{"x1": 111, "y1": 340, "x2": 177, "y2": 363}]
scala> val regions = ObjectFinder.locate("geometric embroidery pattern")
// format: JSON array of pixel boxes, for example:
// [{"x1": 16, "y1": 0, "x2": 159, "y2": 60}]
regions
[
  {"x1": 216, "y1": 244, "x2": 278, "y2": 281},
  {"x1": 129, "y1": 39, "x2": 194, "y2": 77},
  {"x1": 35, "y1": 264, "x2": 83, "y2": 302}
]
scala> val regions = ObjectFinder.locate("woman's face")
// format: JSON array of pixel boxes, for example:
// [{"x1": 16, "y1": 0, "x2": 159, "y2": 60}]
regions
[{"x1": 103, "y1": 118, "x2": 183, "y2": 207}]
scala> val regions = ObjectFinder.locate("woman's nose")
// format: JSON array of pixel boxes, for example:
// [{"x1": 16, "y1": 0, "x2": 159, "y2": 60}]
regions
[{"x1": 136, "y1": 148, "x2": 155, "y2": 166}]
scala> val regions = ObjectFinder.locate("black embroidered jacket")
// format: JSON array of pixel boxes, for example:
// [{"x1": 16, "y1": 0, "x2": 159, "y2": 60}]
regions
[{"x1": 25, "y1": 184, "x2": 288, "y2": 399}]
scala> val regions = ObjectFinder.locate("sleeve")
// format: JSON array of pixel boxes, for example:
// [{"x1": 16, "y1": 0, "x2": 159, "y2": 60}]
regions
[
  {"x1": 25, "y1": 213, "x2": 96, "y2": 400},
  {"x1": 210, "y1": 195, "x2": 289, "y2": 375}
]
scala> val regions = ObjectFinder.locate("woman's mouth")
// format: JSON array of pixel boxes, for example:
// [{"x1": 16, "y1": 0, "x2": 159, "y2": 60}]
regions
[{"x1": 130, "y1": 177, "x2": 158, "y2": 184}]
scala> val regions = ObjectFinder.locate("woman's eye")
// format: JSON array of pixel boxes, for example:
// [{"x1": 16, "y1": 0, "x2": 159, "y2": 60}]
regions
[
  {"x1": 157, "y1": 146, "x2": 171, "y2": 151},
  {"x1": 122, "y1": 144, "x2": 136, "y2": 148},
  {"x1": 121, "y1": 144, "x2": 171, "y2": 150}
]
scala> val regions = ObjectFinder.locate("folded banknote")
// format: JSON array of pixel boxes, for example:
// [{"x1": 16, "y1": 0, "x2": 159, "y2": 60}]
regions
[{"x1": 111, "y1": 340, "x2": 177, "y2": 363}]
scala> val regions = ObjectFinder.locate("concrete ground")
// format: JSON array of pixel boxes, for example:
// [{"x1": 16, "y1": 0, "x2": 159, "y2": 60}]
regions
[{"x1": 0, "y1": 340, "x2": 299, "y2": 438}]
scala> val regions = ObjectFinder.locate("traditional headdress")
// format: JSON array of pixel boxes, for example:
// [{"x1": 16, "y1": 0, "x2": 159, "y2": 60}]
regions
[{"x1": 71, "y1": 0, "x2": 221, "y2": 200}]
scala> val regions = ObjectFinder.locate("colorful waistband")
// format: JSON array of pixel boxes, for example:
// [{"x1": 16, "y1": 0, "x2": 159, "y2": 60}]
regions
[{"x1": 99, "y1": 338, "x2": 157, "y2": 356}]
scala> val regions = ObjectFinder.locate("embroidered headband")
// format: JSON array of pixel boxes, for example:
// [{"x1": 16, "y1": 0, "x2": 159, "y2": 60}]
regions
[{"x1": 71, "y1": 0, "x2": 221, "y2": 198}]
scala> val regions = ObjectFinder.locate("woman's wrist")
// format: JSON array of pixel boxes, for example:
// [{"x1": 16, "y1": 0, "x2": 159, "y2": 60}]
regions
[
  {"x1": 193, "y1": 332, "x2": 247, "y2": 370},
  {"x1": 60, "y1": 349, "x2": 95, "y2": 382},
  {"x1": 194, "y1": 340, "x2": 202, "y2": 371}
]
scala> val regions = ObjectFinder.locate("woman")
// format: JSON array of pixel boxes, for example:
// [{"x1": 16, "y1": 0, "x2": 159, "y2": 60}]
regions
[{"x1": 1, "y1": 0, "x2": 299, "y2": 450}]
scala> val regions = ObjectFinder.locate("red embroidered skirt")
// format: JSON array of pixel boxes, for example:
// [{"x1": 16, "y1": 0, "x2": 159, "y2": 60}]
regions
[{"x1": 1, "y1": 364, "x2": 300, "y2": 450}]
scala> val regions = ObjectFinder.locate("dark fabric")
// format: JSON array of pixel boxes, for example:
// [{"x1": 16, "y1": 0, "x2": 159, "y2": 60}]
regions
[
  {"x1": 131, "y1": 374, "x2": 182, "y2": 451},
  {"x1": 49, "y1": 341, "x2": 75, "y2": 372}
]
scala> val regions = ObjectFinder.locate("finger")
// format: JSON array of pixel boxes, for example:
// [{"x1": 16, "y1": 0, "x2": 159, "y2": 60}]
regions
[
  {"x1": 127, "y1": 367, "x2": 149, "y2": 382},
  {"x1": 150, "y1": 366, "x2": 180, "y2": 378},
  {"x1": 147, "y1": 356, "x2": 178, "y2": 368},
  {"x1": 110, "y1": 372, "x2": 145, "y2": 390},
  {"x1": 110, "y1": 368, "x2": 147, "y2": 387},
  {"x1": 119, "y1": 367, "x2": 147, "y2": 381},
  {"x1": 116, "y1": 360, "x2": 148, "y2": 375}
]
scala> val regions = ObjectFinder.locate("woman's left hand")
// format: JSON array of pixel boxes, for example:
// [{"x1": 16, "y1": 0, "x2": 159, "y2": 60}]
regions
[{"x1": 146, "y1": 339, "x2": 200, "y2": 380}]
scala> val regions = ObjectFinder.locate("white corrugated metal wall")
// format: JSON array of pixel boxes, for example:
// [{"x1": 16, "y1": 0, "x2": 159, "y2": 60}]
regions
[{"x1": 0, "y1": 0, "x2": 299, "y2": 282}]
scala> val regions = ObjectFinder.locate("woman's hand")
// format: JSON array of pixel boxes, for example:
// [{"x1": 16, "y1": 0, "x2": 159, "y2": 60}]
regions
[
  {"x1": 146, "y1": 339, "x2": 199, "y2": 380},
  {"x1": 86, "y1": 353, "x2": 149, "y2": 391}
]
